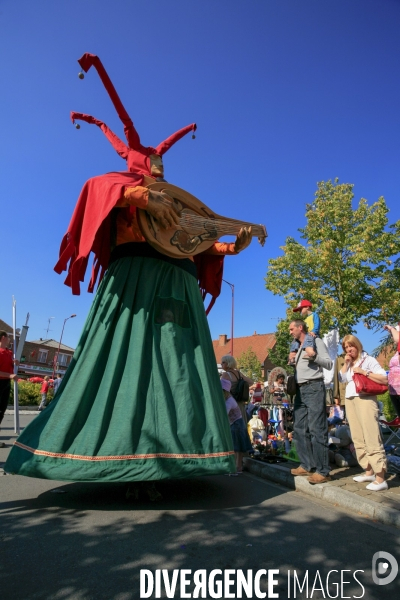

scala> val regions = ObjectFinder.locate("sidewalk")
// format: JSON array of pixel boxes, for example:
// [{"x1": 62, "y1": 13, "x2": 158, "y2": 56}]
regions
[
  {"x1": 244, "y1": 456, "x2": 400, "y2": 528},
  {"x1": 6, "y1": 405, "x2": 39, "y2": 414},
  {"x1": 3, "y1": 408, "x2": 400, "y2": 528}
]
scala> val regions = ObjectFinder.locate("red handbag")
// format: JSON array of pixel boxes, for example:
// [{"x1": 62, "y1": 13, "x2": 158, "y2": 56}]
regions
[{"x1": 353, "y1": 357, "x2": 388, "y2": 396}]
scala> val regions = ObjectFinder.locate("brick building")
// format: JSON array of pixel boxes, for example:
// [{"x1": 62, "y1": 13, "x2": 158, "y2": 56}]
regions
[
  {"x1": 0, "y1": 318, "x2": 17, "y2": 339},
  {"x1": 1, "y1": 318, "x2": 74, "y2": 377},
  {"x1": 212, "y1": 331, "x2": 277, "y2": 381},
  {"x1": 19, "y1": 339, "x2": 75, "y2": 377}
]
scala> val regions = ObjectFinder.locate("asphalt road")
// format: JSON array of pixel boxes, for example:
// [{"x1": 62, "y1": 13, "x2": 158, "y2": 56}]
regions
[{"x1": 1, "y1": 414, "x2": 400, "y2": 600}]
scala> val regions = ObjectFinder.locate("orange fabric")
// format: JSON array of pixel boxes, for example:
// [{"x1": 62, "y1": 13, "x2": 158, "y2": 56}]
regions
[
  {"x1": 114, "y1": 186, "x2": 149, "y2": 245},
  {"x1": 120, "y1": 186, "x2": 149, "y2": 208},
  {"x1": 206, "y1": 242, "x2": 237, "y2": 256}
]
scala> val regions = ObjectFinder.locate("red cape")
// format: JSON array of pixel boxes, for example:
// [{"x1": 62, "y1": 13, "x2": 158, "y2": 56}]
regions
[
  {"x1": 55, "y1": 172, "x2": 224, "y2": 311},
  {"x1": 54, "y1": 172, "x2": 143, "y2": 294}
]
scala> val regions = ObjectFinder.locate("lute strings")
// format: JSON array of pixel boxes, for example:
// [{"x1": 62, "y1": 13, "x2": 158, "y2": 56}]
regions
[{"x1": 177, "y1": 213, "x2": 264, "y2": 236}]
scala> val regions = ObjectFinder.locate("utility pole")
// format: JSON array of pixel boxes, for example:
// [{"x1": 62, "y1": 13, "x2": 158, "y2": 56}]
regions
[
  {"x1": 222, "y1": 280, "x2": 234, "y2": 356},
  {"x1": 45, "y1": 317, "x2": 55, "y2": 337}
]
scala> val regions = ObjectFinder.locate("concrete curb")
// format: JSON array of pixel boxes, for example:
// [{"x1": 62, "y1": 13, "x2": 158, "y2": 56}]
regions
[
  {"x1": 244, "y1": 457, "x2": 400, "y2": 528},
  {"x1": 6, "y1": 410, "x2": 38, "y2": 415},
  {"x1": 6, "y1": 406, "x2": 39, "y2": 413}
]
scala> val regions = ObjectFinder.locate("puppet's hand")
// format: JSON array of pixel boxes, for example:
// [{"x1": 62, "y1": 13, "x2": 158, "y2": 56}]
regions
[
  {"x1": 146, "y1": 191, "x2": 181, "y2": 229},
  {"x1": 234, "y1": 227, "x2": 252, "y2": 253}
]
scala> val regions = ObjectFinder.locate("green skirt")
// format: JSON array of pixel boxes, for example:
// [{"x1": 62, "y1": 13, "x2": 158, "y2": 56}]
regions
[{"x1": 5, "y1": 255, "x2": 235, "y2": 481}]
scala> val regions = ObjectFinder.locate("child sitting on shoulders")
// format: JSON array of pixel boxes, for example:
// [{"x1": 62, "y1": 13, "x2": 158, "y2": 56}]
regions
[{"x1": 289, "y1": 299, "x2": 320, "y2": 363}]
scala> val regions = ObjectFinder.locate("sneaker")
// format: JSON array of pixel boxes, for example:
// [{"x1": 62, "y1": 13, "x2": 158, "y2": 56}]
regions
[
  {"x1": 353, "y1": 474, "x2": 376, "y2": 483},
  {"x1": 366, "y1": 480, "x2": 388, "y2": 492},
  {"x1": 307, "y1": 473, "x2": 331, "y2": 484},
  {"x1": 334, "y1": 454, "x2": 349, "y2": 468},
  {"x1": 291, "y1": 466, "x2": 313, "y2": 476}
]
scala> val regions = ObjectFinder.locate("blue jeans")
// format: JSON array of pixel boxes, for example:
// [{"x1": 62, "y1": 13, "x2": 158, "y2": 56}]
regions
[
  {"x1": 294, "y1": 379, "x2": 329, "y2": 476},
  {"x1": 290, "y1": 334, "x2": 317, "y2": 353},
  {"x1": 328, "y1": 416, "x2": 343, "y2": 426}
]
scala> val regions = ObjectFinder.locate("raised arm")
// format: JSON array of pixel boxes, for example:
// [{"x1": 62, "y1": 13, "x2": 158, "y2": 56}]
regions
[{"x1": 384, "y1": 324, "x2": 400, "y2": 345}]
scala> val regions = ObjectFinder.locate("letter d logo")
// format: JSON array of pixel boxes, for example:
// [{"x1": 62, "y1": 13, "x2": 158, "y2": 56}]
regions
[{"x1": 372, "y1": 551, "x2": 398, "y2": 586}]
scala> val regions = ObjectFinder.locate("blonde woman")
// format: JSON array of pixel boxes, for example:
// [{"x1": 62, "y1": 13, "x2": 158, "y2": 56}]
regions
[
  {"x1": 220, "y1": 355, "x2": 254, "y2": 422},
  {"x1": 339, "y1": 335, "x2": 388, "y2": 491}
]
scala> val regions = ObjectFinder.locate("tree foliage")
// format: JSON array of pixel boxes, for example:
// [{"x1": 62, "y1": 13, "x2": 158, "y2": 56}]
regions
[
  {"x1": 265, "y1": 179, "x2": 400, "y2": 335},
  {"x1": 9, "y1": 381, "x2": 54, "y2": 406},
  {"x1": 237, "y1": 347, "x2": 262, "y2": 381},
  {"x1": 379, "y1": 391, "x2": 397, "y2": 422},
  {"x1": 267, "y1": 309, "x2": 301, "y2": 371}
]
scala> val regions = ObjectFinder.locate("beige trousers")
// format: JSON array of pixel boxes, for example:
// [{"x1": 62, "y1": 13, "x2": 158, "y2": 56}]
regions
[{"x1": 345, "y1": 395, "x2": 387, "y2": 474}]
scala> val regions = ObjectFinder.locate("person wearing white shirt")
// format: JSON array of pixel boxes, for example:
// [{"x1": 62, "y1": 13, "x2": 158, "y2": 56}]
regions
[{"x1": 339, "y1": 334, "x2": 388, "y2": 491}]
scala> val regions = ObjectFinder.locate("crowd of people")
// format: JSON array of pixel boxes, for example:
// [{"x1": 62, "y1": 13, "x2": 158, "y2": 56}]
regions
[{"x1": 217, "y1": 299, "x2": 399, "y2": 493}]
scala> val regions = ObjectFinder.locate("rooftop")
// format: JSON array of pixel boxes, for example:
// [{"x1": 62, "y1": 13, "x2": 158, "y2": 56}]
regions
[
  {"x1": 213, "y1": 331, "x2": 276, "y2": 364},
  {"x1": 29, "y1": 339, "x2": 75, "y2": 352}
]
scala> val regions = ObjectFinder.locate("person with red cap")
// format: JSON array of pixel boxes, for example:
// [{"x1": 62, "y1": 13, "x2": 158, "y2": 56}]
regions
[
  {"x1": 5, "y1": 54, "x2": 253, "y2": 490},
  {"x1": 288, "y1": 299, "x2": 321, "y2": 364}
]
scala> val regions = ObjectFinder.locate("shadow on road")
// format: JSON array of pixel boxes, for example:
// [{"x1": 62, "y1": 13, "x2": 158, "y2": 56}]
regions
[{"x1": 1, "y1": 474, "x2": 399, "y2": 599}]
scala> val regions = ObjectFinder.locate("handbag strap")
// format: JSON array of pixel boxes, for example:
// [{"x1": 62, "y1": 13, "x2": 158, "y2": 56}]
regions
[
  {"x1": 357, "y1": 354, "x2": 367, "y2": 368},
  {"x1": 227, "y1": 370, "x2": 239, "y2": 381},
  {"x1": 350, "y1": 353, "x2": 367, "y2": 380}
]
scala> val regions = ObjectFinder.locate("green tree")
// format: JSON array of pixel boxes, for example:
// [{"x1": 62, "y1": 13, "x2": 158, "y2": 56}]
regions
[
  {"x1": 237, "y1": 347, "x2": 262, "y2": 381},
  {"x1": 265, "y1": 179, "x2": 400, "y2": 335},
  {"x1": 268, "y1": 309, "x2": 302, "y2": 370}
]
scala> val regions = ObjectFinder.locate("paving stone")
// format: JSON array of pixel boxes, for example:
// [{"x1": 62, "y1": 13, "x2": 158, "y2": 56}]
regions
[
  {"x1": 341, "y1": 483, "x2": 364, "y2": 492},
  {"x1": 387, "y1": 485, "x2": 400, "y2": 494},
  {"x1": 327, "y1": 480, "x2": 347, "y2": 487},
  {"x1": 381, "y1": 496, "x2": 400, "y2": 510},
  {"x1": 244, "y1": 457, "x2": 400, "y2": 527},
  {"x1": 365, "y1": 494, "x2": 385, "y2": 503},
  {"x1": 386, "y1": 494, "x2": 400, "y2": 503}
]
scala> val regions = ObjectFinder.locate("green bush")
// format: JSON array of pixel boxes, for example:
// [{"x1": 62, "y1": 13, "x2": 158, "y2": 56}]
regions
[
  {"x1": 378, "y1": 391, "x2": 396, "y2": 422},
  {"x1": 9, "y1": 381, "x2": 54, "y2": 406}
]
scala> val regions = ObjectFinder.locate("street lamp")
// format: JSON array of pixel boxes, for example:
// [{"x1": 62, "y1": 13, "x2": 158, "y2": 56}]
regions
[
  {"x1": 222, "y1": 279, "x2": 234, "y2": 356},
  {"x1": 52, "y1": 314, "x2": 76, "y2": 378}
]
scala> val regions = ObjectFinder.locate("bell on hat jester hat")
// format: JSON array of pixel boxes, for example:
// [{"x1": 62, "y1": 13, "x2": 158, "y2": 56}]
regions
[{"x1": 71, "y1": 53, "x2": 197, "y2": 177}]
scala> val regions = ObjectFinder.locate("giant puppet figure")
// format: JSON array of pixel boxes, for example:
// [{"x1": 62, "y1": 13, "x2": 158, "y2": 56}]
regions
[{"x1": 5, "y1": 54, "x2": 253, "y2": 485}]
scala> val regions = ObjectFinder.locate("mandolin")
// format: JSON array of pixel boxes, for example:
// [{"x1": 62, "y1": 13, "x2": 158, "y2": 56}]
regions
[{"x1": 136, "y1": 181, "x2": 267, "y2": 259}]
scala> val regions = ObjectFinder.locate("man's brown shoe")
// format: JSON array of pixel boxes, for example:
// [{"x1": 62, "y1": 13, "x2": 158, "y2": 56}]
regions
[
  {"x1": 291, "y1": 466, "x2": 312, "y2": 476},
  {"x1": 307, "y1": 473, "x2": 331, "y2": 484}
]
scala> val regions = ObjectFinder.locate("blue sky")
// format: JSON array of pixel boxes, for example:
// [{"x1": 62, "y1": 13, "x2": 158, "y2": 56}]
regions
[{"x1": 1, "y1": 0, "x2": 399, "y2": 354}]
